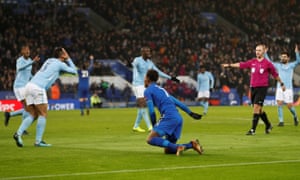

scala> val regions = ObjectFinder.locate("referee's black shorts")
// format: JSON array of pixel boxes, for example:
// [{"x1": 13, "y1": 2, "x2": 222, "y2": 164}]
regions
[{"x1": 250, "y1": 87, "x2": 268, "y2": 106}]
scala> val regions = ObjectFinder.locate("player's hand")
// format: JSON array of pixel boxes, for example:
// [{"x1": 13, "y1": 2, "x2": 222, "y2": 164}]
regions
[
  {"x1": 282, "y1": 85, "x2": 286, "y2": 92},
  {"x1": 189, "y1": 112, "x2": 202, "y2": 120},
  {"x1": 62, "y1": 48, "x2": 70, "y2": 60},
  {"x1": 89, "y1": 55, "x2": 94, "y2": 60},
  {"x1": 295, "y1": 44, "x2": 299, "y2": 53},
  {"x1": 33, "y1": 55, "x2": 40, "y2": 62},
  {"x1": 171, "y1": 76, "x2": 180, "y2": 83}
]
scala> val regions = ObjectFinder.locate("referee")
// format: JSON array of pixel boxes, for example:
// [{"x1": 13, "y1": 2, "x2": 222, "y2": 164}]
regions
[{"x1": 222, "y1": 44, "x2": 285, "y2": 135}]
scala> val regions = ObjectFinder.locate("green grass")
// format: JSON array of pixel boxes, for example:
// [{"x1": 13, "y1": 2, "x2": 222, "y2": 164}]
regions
[{"x1": 1, "y1": 106, "x2": 300, "y2": 179}]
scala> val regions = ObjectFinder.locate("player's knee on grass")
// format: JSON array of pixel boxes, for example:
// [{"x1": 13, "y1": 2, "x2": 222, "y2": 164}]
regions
[{"x1": 137, "y1": 98, "x2": 146, "y2": 108}]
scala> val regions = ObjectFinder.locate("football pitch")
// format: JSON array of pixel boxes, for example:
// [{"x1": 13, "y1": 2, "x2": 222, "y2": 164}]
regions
[{"x1": 0, "y1": 106, "x2": 300, "y2": 180}]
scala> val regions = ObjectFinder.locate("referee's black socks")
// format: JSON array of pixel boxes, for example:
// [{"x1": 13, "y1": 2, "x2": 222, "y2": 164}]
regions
[
  {"x1": 251, "y1": 113, "x2": 260, "y2": 131},
  {"x1": 260, "y1": 111, "x2": 271, "y2": 127}
]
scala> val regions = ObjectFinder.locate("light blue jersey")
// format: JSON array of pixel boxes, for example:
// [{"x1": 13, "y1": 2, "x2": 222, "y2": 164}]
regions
[
  {"x1": 265, "y1": 52, "x2": 300, "y2": 89},
  {"x1": 132, "y1": 56, "x2": 171, "y2": 86},
  {"x1": 30, "y1": 58, "x2": 77, "y2": 90},
  {"x1": 196, "y1": 71, "x2": 214, "y2": 91},
  {"x1": 13, "y1": 56, "x2": 34, "y2": 89}
]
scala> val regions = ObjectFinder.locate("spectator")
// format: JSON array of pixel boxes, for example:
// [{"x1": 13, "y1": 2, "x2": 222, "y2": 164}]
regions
[
  {"x1": 50, "y1": 81, "x2": 61, "y2": 100},
  {"x1": 122, "y1": 83, "x2": 132, "y2": 107},
  {"x1": 90, "y1": 92, "x2": 102, "y2": 108},
  {"x1": 1, "y1": 1, "x2": 299, "y2": 103},
  {"x1": 100, "y1": 80, "x2": 109, "y2": 98}
]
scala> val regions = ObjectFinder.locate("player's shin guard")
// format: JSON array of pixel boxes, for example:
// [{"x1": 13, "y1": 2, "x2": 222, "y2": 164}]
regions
[
  {"x1": 80, "y1": 101, "x2": 85, "y2": 114},
  {"x1": 85, "y1": 100, "x2": 90, "y2": 109},
  {"x1": 148, "y1": 137, "x2": 177, "y2": 152},
  {"x1": 289, "y1": 106, "x2": 297, "y2": 118},
  {"x1": 22, "y1": 110, "x2": 30, "y2": 122},
  {"x1": 203, "y1": 101, "x2": 209, "y2": 113},
  {"x1": 17, "y1": 114, "x2": 34, "y2": 136},
  {"x1": 36, "y1": 116, "x2": 46, "y2": 143},
  {"x1": 11, "y1": 109, "x2": 24, "y2": 117},
  {"x1": 198, "y1": 101, "x2": 204, "y2": 107},
  {"x1": 278, "y1": 105, "x2": 283, "y2": 122},
  {"x1": 133, "y1": 108, "x2": 143, "y2": 128},
  {"x1": 251, "y1": 113, "x2": 260, "y2": 131},
  {"x1": 260, "y1": 111, "x2": 271, "y2": 127},
  {"x1": 165, "y1": 135, "x2": 179, "y2": 154},
  {"x1": 141, "y1": 108, "x2": 152, "y2": 129}
]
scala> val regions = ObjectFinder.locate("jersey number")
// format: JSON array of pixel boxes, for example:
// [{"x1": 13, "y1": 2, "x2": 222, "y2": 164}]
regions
[{"x1": 81, "y1": 70, "x2": 89, "y2": 78}]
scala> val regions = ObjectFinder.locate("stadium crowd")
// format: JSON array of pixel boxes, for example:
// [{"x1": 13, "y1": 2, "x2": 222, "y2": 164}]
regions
[{"x1": 0, "y1": 0, "x2": 299, "y2": 101}]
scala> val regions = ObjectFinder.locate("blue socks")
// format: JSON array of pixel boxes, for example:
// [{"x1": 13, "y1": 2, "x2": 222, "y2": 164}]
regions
[
  {"x1": 141, "y1": 108, "x2": 152, "y2": 129},
  {"x1": 148, "y1": 137, "x2": 193, "y2": 152},
  {"x1": 278, "y1": 105, "x2": 283, "y2": 122},
  {"x1": 198, "y1": 101, "x2": 204, "y2": 106},
  {"x1": 80, "y1": 101, "x2": 85, "y2": 114},
  {"x1": 85, "y1": 100, "x2": 90, "y2": 109},
  {"x1": 17, "y1": 114, "x2": 34, "y2": 135},
  {"x1": 199, "y1": 101, "x2": 209, "y2": 114},
  {"x1": 148, "y1": 137, "x2": 177, "y2": 152},
  {"x1": 36, "y1": 116, "x2": 46, "y2": 144},
  {"x1": 289, "y1": 106, "x2": 297, "y2": 118},
  {"x1": 134, "y1": 108, "x2": 152, "y2": 128},
  {"x1": 182, "y1": 142, "x2": 193, "y2": 149},
  {"x1": 22, "y1": 110, "x2": 30, "y2": 121},
  {"x1": 203, "y1": 101, "x2": 209, "y2": 114},
  {"x1": 133, "y1": 108, "x2": 143, "y2": 128},
  {"x1": 16, "y1": 114, "x2": 47, "y2": 144},
  {"x1": 10, "y1": 109, "x2": 24, "y2": 117},
  {"x1": 278, "y1": 105, "x2": 298, "y2": 123}
]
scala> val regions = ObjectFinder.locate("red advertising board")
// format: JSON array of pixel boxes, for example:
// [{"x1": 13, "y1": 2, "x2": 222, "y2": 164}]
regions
[{"x1": 0, "y1": 100, "x2": 23, "y2": 112}]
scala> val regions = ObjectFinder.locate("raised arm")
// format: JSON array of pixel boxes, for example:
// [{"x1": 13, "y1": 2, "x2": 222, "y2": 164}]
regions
[
  {"x1": 88, "y1": 55, "x2": 94, "y2": 72},
  {"x1": 221, "y1": 63, "x2": 240, "y2": 68},
  {"x1": 263, "y1": 46, "x2": 274, "y2": 63},
  {"x1": 152, "y1": 63, "x2": 180, "y2": 83},
  {"x1": 209, "y1": 72, "x2": 214, "y2": 89},
  {"x1": 295, "y1": 45, "x2": 300, "y2": 64},
  {"x1": 264, "y1": 52, "x2": 273, "y2": 62},
  {"x1": 17, "y1": 56, "x2": 40, "y2": 71},
  {"x1": 62, "y1": 48, "x2": 77, "y2": 75}
]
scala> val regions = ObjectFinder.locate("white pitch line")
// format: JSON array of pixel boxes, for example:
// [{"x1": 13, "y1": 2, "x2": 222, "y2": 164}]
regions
[{"x1": 1, "y1": 159, "x2": 300, "y2": 180}]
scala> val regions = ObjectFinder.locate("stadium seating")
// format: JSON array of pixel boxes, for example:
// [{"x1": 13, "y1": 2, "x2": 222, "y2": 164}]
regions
[{"x1": 0, "y1": 0, "x2": 299, "y2": 103}]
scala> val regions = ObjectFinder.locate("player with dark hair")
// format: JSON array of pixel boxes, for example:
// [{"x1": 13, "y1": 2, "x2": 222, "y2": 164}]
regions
[
  {"x1": 144, "y1": 69, "x2": 203, "y2": 156},
  {"x1": 196, "y1": 65, "x2": 214, "y2": 115},
  {"x1": 265, "y1": 45, "x2": 299, "y2": 126},
  {"x1": 78, "y1": 55, "x2": 94, "y2": 116},
  {"x1": 222, "y1": 44, "x2": 285, "y2": 135},
  {"x1": 4, "y1": 45, "x2": 40, "y2": 134},
  {"x1": 13, "y1": 47, "x2": 77, "y2": 147},
  {"x1": 131, "y1": 46, "x2": 180, "y2": 132}
]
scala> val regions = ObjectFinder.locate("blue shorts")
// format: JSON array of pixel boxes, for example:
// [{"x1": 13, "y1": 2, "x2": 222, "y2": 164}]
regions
[
  {"x1": 153, "y1": 114, "x2": 183, "y2": 140},
  {"x1": 78, "y1": 88, "x2": 89, "y2": 99}
]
